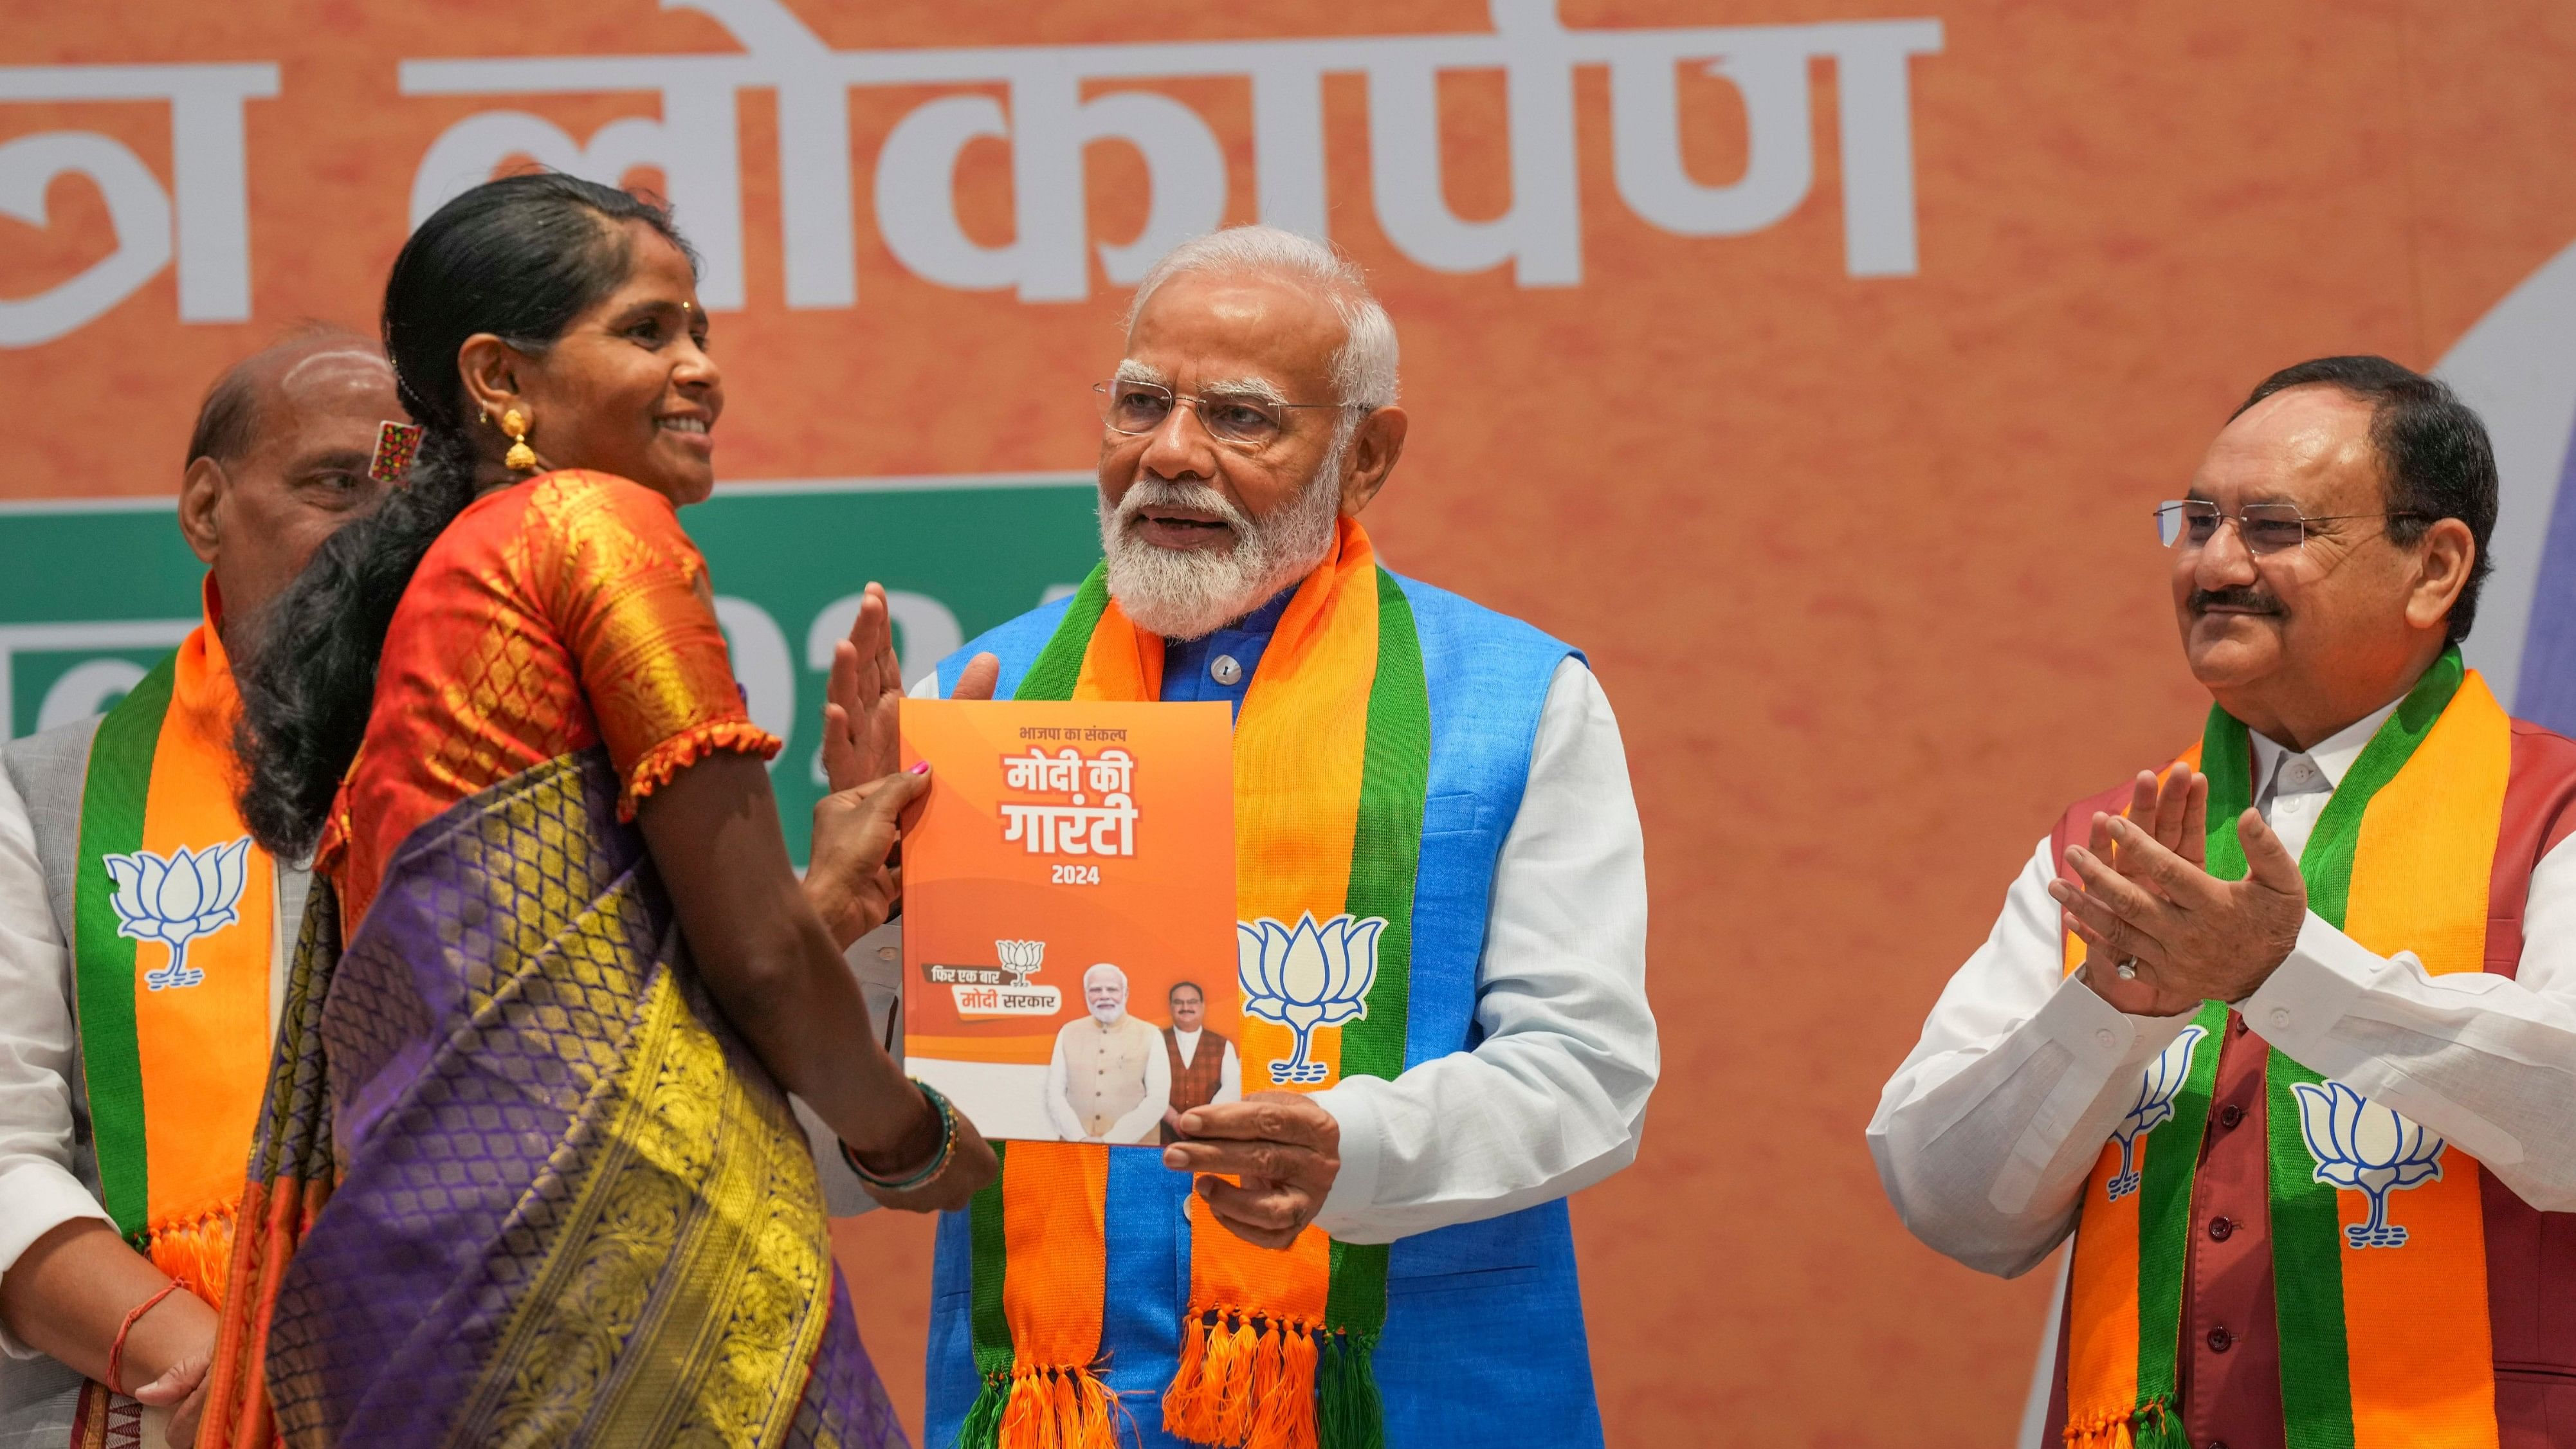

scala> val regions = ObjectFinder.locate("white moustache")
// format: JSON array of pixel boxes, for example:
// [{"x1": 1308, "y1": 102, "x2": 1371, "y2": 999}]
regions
[{"x1": 1115, "y1": 478, "x2": 1254, "y2": 538}]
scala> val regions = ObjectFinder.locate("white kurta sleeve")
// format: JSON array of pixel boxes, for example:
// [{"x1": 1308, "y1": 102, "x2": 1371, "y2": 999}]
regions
[
  {"x1": 2240, "y1": 834, "x2": 2576, "y2": 1210},
  {"x1": 1866, "y1": 837, "x2": 2204, "y2": 1279},
  {"x1": 1105, "y1": 1023, "x2": 1172, "y2": 1145},
  {"x1": 1215, "y1": 1041, "x2": 1241, "y2": 1105},
  {"x1": 1043, "y1": 1031, "x2": 1085, "y2": 1142},
  {"x1": 1307, "y1": 659, "x2": 1658, "y2": 1245},
  {"x1": 0, "y1": 768, "x2": 114, "y2": 1358}
]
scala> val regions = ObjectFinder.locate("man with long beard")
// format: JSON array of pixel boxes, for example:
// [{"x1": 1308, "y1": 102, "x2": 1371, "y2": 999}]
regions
[{"x1": 911, "y1": 226, "x2": 1658, "y2": 1449}]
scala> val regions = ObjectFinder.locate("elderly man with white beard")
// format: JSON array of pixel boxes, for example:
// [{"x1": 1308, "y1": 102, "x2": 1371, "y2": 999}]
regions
[{"x1": 905, "y1": 225, "x2": 1656, "y2": 1449}]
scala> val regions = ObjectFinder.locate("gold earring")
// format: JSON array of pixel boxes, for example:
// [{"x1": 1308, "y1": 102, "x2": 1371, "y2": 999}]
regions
[{"x1": 500, "y1": 408, "x2": 536, "y2": 472}]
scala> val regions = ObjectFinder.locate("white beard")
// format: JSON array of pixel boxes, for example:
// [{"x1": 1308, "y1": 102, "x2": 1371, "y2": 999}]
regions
[
  {"x1": 1089, "y1": 1002, "x2": 1125, "y2": 1026},
  {"x1": 1099, "y1": 430, "x2": 1346, "y2": 641}
]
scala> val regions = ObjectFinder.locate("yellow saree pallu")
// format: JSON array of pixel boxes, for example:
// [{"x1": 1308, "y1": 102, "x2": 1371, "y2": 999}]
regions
[
  {"x1": 2062, "y1": 649, "x2": 2505, "y2": 1448},
  {"x1": 965, "y1": 518, "x2": 1429, "y2": 1449},
  {"x1": 200, "y1": 750, "x2": 900, "y2": 1449}
]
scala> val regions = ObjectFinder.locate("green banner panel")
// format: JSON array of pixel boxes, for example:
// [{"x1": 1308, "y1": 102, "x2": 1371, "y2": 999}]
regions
[{"x1": 0, "y1": 476, "x2": 1102, "y2": 865}]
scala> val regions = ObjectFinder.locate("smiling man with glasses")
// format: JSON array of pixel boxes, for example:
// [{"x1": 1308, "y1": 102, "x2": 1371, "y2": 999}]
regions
[
  {"x1": 1872, "y1": 354, "x2": 2576, "y2": 1446},
  {"x1": 909, "y1": 225, "x2": 1655, "y2": 1449}
]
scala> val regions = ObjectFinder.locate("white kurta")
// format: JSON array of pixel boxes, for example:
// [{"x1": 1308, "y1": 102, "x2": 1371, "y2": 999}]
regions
[
  {"x1": 1868, "y1": 699, "x2": 2576, "y2": 1280},
  {"x1": 1044, "y1": 1012, "x2": 1172, "y2": 1144},
  {"x1": 911, "y1": 656, "x2": 1658, "y2": 1244},
  {"x1": 0, "y1": 763, "x2": 302, "y2": 1357}
]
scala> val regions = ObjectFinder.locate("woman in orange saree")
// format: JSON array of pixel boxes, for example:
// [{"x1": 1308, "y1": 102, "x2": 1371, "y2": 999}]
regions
[{"x1": 197, "y1": 174, "x2": 994, "y2": 1448}]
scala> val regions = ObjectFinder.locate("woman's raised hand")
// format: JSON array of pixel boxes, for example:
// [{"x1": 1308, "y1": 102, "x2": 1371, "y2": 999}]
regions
[
  {"x1": 817, "y1": 583, "x2": 1003, "y2": 796},
  {"x1": 819, "y1": 583, "x2": 906, "y2": 794}
]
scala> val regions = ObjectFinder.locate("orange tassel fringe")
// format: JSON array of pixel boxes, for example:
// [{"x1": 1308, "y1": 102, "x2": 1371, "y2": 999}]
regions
[
  {"x1": 145, "y1": 1201, "x2": 239, "y2": 1310},
  {"x1": 997, "y1": 1365, "x2": 1123, "y2": 1449},
  {"x1": 1161, "y1": 1310, "x2": 1323, "y2": 1449}
]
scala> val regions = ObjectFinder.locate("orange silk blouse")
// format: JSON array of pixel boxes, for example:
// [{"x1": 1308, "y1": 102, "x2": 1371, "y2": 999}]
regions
[{"x1": 320, "y1": 470, "x2": 779, "y2": 928}]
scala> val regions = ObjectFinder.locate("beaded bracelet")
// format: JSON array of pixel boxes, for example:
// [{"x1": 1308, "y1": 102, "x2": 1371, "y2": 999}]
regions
[
  {"x1": 843, "y1": 1080, "x2": 958, "y2": 1192},
  {"x1": 105, "y1": 1280, "x2": 181, "y2": 1396}
]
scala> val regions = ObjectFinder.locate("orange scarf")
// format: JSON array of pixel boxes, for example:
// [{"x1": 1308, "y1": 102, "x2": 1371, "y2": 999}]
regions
[
  {"x1": 69, "y1": 590, "x2": 275, "y2": 1305},
  {"x1": 967, "y1": 519, "x2": 1427, "y2": 1449}
]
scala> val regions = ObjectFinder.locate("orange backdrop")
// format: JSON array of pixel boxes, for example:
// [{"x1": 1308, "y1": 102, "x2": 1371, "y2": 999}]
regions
[{"x1": 12, "y1": 1, "x2": 2576, "y2": 1443}]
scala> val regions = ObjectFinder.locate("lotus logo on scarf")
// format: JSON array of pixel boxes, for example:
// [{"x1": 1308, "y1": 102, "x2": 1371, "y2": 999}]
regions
[
  {"x1": 2105, "y1": 1024, "x2": 2206, "y2": 1201},
  {"x1": 1237, "y1": 913, "x2": 1383, "y2": 1085},
  {"x1": 104, "y1": 838, "x2": 251, "y2": 991},
  {"x1": 2292, "y1": 1080, "x2": 2447, "y2": 1248}
]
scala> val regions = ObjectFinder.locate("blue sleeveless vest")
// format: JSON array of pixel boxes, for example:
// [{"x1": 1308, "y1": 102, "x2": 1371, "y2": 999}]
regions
[{"x1": 921, "y1": 572, "x2": 1606, "y2": 1448}]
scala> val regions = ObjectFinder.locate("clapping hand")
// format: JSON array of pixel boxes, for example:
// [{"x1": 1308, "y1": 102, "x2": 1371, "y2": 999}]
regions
[
  {"x1": 2047, "y1": 765, "x2": 2308, "y2": 1012},
  {"x1": 818, "y1": 583, "x2": 908, "y2": 794},
  {"x1": 803, "y1": 584, "x2": 1000, "y2": 944},
  {"x1": 817, "y1": 583, "x2": 1000, "y2": 793}
]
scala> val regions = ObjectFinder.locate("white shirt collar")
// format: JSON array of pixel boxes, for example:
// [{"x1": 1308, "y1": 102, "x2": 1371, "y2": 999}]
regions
[
  {"x1": 2248, "y1": 695, "x2": 2402, "y2": 801},
  {"x1": 1173, "y1": 1026, "x2": 1202, "y2": 1055}
]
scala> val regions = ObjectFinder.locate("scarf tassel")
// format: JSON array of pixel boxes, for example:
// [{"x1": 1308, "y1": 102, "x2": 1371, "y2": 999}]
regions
[
  {"x1": 144, "y1": 1203, "x2": 239, "y2": 1310},
  {"x1": 1162, "y1": 1311, "x2": 1324, "y2": 1449},
  {"x1": 1315, "y1": 1329, "x2": 1384, "y2": 1449},
  {"x1": 964, "y1": 1364, "x2": 1123, "y2": 1449},
  {"x1": 2063, "y1": 1398, "x2": 2186, "y2": 1449}
]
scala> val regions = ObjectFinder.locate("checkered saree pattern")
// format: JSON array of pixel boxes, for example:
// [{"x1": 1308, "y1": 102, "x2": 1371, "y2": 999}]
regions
[{"x1": 222, "y1": 750, "x2": 902, "y2": 1448}]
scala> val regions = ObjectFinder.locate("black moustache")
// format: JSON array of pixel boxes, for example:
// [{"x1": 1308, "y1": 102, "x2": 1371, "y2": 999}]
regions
[{"x1": 2189, "y1": 588, "x2": 2282, "y2": 615}]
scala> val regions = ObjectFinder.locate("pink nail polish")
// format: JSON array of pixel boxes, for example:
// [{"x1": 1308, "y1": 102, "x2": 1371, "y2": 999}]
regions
[{"x1": 910, "y1": 761, "x2": 930, "y2": 774}]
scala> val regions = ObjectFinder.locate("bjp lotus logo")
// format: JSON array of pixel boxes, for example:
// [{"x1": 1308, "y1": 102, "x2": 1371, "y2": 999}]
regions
[
  {"x1": 1237, "y1": 913, "x2": 1383, "y2": 1086},
  {"x1": 2105, "y1": 1024, "x2": 2206, "y2": 1201},
  {"x1": 995, "y1": 938, "x2": 1045, "y2": 987},
  {"x1": 104, "y1": 838, "x2": 251, "y2": 991},
  {"x1": 2292, "y1": 1080, "x2": 2446, "y2": 1249}
]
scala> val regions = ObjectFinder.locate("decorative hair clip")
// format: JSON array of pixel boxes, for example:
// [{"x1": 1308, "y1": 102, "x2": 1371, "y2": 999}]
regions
[{"x1": 368, "y1": 420, "x2": 424, "y2": 485}]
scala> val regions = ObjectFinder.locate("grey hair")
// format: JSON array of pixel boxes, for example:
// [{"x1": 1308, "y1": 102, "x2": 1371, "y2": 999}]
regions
[{"x1": 1124, "y1": 225, "x2": 1399, "y2": 410}]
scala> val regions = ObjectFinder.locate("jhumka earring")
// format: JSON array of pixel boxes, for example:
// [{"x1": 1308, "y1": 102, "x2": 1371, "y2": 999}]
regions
[{"x1": 500, "y1": 407, "x2": 537, "y2": 472}]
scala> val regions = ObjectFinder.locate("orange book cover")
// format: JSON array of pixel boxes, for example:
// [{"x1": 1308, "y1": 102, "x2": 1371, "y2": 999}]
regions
[{"x1": 899, "y1": 698, "x2": 1238, "y2": 1144}]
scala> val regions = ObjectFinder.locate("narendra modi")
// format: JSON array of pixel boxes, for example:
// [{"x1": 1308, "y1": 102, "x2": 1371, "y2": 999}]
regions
[{"x1": 911, "y1": 224, "x2": 1657, "y2": 1449}]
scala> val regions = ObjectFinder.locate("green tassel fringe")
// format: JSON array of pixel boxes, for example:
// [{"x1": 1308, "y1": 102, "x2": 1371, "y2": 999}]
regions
[
  {"x1": 960, "y1": 1369, "x2": 1008, "y2": 1449},
  {"x1": 1317, "y1": 1330, "x2": 1385, "y2": 1449},
  {"x1": 2134, "y1": 1398, "x2": 2188, "y2": 1449}
]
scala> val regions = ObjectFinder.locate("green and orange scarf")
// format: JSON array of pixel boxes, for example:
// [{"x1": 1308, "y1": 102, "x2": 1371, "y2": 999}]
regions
[
  {"x1": 2063, "y1": 648, "x2": 2503, "y2": 1448},
  {"x1": 964, "y1": 518, "x2": 1427, "y2": 1449},
  {"x1": 71, "y1": 600, "x2": 276, "y2": 1306}
]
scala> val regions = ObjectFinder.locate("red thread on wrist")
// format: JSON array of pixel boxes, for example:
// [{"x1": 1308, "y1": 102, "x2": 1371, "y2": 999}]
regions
[{"x1": 104, "y1": 1280, "x2": 182, "y2": 1396}]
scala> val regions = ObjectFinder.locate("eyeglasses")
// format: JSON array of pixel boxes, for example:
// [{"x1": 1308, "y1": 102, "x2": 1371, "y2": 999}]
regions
[
  {"x1": 2153, "y1": 500, "x2": 2430, "y2": 555},
  {"x1": 1094, "y1": 379, "x2": 1352, "y2": 451}
]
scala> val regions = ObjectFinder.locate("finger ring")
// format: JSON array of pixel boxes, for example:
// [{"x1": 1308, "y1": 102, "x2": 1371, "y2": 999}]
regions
[{"x1": 2115, "y1": 958, "x2": 2141, "y2": 981}]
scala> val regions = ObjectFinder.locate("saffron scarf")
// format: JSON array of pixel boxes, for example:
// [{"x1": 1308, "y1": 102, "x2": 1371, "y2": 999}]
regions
[
  {"x1": 71, "y1": 612, "x2": 275, "y2": 1302},
  {"x1": 2063, "y1": 648, "x2": 2504, "y2": 1448},
  {"x1": 965, "y1": 517, "x2": 1427, "y2": 1449}
]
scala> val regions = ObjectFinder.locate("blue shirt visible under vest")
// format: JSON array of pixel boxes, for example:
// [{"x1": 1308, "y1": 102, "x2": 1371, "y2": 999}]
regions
[
  {"x1": 922, "y1": 569, "x2": 1643, "y2": 1448},
  {"x1": 1156, "y1": 588, "x2": 1293, "y2": 717}
]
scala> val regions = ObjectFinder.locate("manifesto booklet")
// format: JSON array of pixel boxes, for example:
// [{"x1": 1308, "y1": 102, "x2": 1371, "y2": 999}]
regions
[{"x1": 899, "y1": 698, "x2": 1238, "y2": 1144}]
